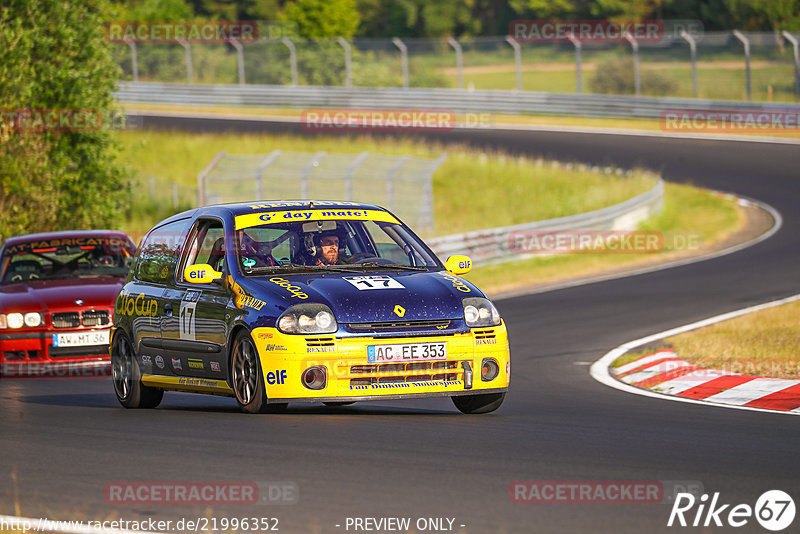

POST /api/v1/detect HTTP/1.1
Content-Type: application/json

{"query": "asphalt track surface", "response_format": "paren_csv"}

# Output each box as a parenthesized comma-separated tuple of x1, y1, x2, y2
(2, 117, 799, 534)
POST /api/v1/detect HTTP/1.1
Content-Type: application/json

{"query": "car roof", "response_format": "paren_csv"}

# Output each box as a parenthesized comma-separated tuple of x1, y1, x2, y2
(2, 229, 133, 246)
(162, 200, 389, 222)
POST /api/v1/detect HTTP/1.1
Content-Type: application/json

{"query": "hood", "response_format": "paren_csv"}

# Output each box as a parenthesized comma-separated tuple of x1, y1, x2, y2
(0, 277, 124, 313)
(247, 270, 482, 324)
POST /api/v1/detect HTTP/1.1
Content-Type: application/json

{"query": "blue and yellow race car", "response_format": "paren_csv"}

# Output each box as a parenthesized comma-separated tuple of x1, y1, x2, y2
(111, 201, 509, 414)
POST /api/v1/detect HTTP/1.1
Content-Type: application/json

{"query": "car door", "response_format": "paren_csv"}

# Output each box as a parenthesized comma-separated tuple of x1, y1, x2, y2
(128, 218, 191, 375)
(160, 218, 231, 380)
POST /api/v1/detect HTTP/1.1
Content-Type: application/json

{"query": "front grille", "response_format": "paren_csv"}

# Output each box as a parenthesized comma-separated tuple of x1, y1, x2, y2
(2, 350, 40, 361)
(51, 310, 111, 329)
(348, 360, 460, 388)
(48, 345, 108, 358)
(52, 312, 80, 329)
(82, 310, 110, 327)
(348, 320, 451, 331)
(474, 329, 496, 339)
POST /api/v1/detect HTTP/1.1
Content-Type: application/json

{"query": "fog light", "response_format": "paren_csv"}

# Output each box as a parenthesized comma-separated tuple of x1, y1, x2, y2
(302, 366, 327, 390)
(481, 358, 499, 381)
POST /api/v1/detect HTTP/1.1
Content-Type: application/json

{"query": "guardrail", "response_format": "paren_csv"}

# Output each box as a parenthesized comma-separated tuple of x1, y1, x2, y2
(427, 180, 664, 265)
(116, 82, 800, 120)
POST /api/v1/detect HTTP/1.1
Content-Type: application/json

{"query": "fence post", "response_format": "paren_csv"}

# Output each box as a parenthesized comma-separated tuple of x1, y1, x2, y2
(177, 37, 193, 83)
(229, 40, 245, 85)
(124, 38, 139, 81)
(504, 36, 522, 91)
(255, 151, 282, 199)
(386, 156, 410, 212)
(679, 30, 698, 98)
(733, 30, 751, 100)
(624, 32, 641, 96)
(336, 37, 353, 87)
(420, 153, 447, 232)
(281, 37, 298, 86)
(197, 150, 226, 206)
(301, 152, 327, 199)
(392, 38, 409, 89)
(447, 37, 464, 89)
(567, 33, 582, 94)
(782, 31, 800, 99)
(344, 152, 369, 201)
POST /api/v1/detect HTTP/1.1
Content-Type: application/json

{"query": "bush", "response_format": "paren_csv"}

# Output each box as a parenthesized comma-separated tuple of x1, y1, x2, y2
(590, 56, 678, 96)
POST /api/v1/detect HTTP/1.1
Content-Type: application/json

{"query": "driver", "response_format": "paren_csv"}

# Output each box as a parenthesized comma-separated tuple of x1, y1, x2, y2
(307, 230, 347, 266)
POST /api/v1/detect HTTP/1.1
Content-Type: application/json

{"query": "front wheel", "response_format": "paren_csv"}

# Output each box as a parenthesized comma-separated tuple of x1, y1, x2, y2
(231, 330, 287, 414)
(452, 392, 505, 414)
(111, 332, 163, 409)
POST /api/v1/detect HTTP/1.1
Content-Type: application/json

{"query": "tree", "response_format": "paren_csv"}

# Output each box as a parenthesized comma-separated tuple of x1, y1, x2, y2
(284, 0, 360, 39)
(0, 0, 128, 241)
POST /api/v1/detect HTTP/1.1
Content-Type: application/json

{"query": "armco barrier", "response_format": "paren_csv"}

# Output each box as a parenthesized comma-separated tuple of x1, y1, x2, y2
(427, 180, 664, 265)
(115, 82, 800, 120)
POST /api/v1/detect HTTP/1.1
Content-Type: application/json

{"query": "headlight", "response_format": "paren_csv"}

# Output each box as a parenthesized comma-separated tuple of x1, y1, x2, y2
(6, 313, 24, 329)
(462, 297, 501, 327)
(277, 304, 338, 334)
(24, 312, 43, 327)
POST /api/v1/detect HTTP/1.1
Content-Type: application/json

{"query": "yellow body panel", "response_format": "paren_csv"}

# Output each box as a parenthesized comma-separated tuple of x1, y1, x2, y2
(250, 322, 510, 401)
(141, 375, 234, 396)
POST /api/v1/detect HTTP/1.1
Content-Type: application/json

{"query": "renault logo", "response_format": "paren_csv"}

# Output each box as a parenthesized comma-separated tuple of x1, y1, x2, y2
(393, 305, 406, 318)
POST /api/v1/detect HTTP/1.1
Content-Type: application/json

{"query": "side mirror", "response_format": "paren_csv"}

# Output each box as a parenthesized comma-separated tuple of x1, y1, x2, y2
(184, 264, 223, 284)
(444, 255, 472, 275)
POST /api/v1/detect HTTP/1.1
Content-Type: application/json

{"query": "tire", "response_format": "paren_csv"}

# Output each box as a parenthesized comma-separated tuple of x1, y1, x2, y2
(323, 401, 355, 407)
(230, 330, 287, 414)
(452, 392, 505, 414)
(111, 332, 163, 409)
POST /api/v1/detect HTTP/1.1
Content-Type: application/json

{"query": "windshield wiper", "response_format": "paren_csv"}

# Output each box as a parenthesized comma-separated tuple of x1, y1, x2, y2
(349, 262, 428, 271)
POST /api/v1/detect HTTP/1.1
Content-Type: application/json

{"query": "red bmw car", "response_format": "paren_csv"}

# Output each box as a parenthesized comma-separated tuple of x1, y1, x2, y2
(0, 230, 137, 377)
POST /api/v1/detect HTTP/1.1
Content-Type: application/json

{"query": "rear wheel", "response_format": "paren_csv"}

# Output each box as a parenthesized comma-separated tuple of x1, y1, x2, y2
(231, 330, 287, 414)
(452, 392, 505, 414)
(111, 332, 163, 409)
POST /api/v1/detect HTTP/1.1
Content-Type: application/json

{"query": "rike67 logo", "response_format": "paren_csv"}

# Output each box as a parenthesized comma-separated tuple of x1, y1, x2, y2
(668, 490, 795, 531)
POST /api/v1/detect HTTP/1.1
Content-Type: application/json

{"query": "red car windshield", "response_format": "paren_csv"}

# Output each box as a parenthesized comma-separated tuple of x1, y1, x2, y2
(0, 237, 135, 284)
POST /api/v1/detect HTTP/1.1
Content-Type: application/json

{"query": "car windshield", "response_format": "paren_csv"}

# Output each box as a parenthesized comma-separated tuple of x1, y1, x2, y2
(234, 215, 441, 274)
(0, 236, 136, 284)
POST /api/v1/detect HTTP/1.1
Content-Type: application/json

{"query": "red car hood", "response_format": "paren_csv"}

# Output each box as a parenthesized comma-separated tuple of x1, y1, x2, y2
(0, 277, 124, 313)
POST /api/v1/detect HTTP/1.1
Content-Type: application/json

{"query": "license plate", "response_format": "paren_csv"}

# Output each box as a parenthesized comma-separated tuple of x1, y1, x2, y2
(52, 330, 110, 347)
(367, 342, 447, 363)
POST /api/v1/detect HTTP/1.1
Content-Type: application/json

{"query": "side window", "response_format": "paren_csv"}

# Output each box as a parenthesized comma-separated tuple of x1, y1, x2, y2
(182, 220, 226, 277)
(135, 219, 191, 283)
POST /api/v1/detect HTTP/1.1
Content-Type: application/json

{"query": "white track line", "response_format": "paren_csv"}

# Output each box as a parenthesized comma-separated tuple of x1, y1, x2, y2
(590, 293, 800, 416)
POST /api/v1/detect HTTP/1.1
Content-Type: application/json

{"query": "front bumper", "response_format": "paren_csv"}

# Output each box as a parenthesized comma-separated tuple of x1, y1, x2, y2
(0, 329, 110, 377)
(251, 321, 510, 403)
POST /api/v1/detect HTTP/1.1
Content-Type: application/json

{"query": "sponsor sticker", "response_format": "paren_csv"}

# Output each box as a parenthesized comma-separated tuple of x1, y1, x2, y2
(344, 275, 405, 290)
(171, 357, 182, 371)
(188, 358, 203, 369)
(155, 355, 165, 369)
(235, 209, 399, 231)
(210, 361, 221, 372)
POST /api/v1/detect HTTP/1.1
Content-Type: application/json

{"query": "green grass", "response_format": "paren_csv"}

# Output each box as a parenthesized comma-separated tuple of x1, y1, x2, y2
(463, 182, 743, 294)
(444, 62, 799, 101)
(612, 300, 800, 379)
(115, 130, 658, 236)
